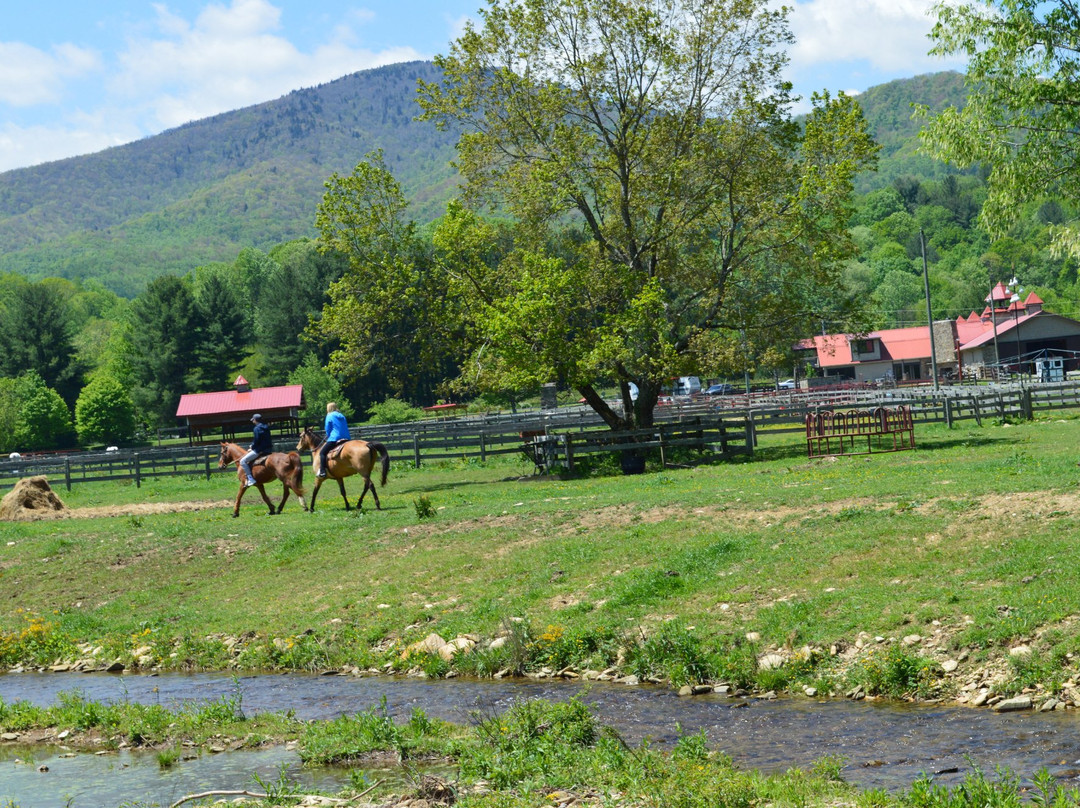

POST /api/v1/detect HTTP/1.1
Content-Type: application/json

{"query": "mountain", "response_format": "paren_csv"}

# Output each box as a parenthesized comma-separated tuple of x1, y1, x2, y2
(0, 66, 968, 296)
(852, 70, 969, 192)
(0, 61, 458, 296)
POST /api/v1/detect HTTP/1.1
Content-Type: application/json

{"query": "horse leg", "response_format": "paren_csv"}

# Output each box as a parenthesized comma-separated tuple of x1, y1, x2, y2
(337, 477, 350, 511)
(255, 483, 276, 515)
(356, 474, 377, 510)
(309, 477, 322, 512)
(277, 483, 290, 514)
(287, 469, 307, 512)
(232, 483, 246, 518)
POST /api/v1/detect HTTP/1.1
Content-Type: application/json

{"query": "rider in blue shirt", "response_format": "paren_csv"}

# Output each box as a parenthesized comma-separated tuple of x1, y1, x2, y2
(240, 413, 272, 486)
(318, 402, 351, 478)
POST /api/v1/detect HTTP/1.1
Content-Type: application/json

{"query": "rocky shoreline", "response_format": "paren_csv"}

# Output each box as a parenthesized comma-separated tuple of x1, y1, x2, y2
(7, 620, 1075, 716)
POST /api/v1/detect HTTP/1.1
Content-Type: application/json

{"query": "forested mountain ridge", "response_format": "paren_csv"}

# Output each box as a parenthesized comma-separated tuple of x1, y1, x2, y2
(852, 71, 968, 192)
(0, 61, 458, 296)
(0, 66, 962, 297)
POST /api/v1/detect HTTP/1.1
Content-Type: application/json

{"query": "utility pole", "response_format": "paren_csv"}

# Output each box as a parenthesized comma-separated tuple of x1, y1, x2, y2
(921, 230, 939, 391)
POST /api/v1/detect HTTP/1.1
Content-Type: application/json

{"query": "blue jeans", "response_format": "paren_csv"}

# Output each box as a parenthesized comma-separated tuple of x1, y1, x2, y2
(239, 449, 258, 482)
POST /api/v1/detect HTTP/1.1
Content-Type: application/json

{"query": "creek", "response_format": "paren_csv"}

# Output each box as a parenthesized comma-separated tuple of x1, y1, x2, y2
(3, 671, 1080, 807)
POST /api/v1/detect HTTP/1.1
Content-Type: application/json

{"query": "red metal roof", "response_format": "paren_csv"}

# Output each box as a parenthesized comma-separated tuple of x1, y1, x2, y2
(810, 326, 934, 368)
(176, 384, 304, 418)
(959, 311, 1038, 351)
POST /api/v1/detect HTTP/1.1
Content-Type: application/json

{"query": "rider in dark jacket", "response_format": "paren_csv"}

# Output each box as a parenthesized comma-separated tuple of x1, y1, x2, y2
(239, 413, 272, 486)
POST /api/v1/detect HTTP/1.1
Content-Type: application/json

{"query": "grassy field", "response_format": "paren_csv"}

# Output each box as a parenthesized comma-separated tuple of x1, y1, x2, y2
(2, 414, 1080, 699)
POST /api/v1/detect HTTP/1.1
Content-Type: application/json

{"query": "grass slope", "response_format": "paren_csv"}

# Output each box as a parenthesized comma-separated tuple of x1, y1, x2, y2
(1, 417, 1078, 699)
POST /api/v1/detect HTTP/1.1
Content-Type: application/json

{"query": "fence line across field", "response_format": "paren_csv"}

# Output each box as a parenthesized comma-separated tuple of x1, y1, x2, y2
(0, 380, 1072, 489)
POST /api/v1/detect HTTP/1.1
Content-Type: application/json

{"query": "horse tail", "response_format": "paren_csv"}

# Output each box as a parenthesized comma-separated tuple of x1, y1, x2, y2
(288, 451, 305, 495)
(368, 441, 390, 486)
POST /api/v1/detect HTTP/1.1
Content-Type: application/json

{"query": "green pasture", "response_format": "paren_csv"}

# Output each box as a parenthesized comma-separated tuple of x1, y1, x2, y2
(2, 415, 1080, 695)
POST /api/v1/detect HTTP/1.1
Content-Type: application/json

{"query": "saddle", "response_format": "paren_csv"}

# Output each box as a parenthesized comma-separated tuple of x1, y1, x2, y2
(251, 452, 271, 467)
(325, 439, 349, 461)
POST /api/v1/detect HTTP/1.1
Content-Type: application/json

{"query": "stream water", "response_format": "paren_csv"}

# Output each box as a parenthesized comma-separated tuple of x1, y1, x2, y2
(3, 671, 1080, 807)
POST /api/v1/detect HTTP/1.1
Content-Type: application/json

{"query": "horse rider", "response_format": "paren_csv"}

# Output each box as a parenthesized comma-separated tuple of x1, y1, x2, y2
(318, 402, 351, 478)
(240, 413, 272, 487)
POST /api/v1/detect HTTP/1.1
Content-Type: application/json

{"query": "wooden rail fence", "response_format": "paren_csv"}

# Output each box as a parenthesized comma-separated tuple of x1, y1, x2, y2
(2, 379, 1078, 489)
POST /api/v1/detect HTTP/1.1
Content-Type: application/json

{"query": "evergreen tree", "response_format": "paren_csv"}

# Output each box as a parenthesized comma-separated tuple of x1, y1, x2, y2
(0, 281, 84, 406)
(129, 275, 203, 426)
(191, 272, 252, 391)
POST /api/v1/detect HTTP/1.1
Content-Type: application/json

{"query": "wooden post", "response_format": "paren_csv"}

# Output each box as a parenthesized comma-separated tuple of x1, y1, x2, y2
(944, 397, 953, 429)
(204, 451, 211, 481)
(412, 433, 421, 468)
(479, 431, 487, 463)
(64, 458, 72, 491)
(1022, 388, 1033, 420)
(134, 453, 141, 488)
(565, 434, 574, 473)
(972, 394, 982, 427)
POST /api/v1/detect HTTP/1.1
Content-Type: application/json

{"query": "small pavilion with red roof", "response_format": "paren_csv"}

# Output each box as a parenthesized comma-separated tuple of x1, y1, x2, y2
(175, 376, 305, 444)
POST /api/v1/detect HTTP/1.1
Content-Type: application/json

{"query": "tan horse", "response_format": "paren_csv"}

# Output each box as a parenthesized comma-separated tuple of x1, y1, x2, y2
(218, 442, 307, 518)
(296, 427, 390, 511)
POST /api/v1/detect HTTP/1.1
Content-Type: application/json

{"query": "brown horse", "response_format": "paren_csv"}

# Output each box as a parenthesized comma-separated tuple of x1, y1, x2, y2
(296, 427, 390, 511)
(217, 442, 307, 518)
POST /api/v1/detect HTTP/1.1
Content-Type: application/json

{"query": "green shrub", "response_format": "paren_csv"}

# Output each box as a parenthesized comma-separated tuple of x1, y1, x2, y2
(847, 644, 939, 698)
(365, 397, 424, 425)
(414, 495, 436, 520)
(460, 697, 597, 789)
(528, 623, 621, 671)
(626, 621, 715, 686)
(713, 641, 759, 689)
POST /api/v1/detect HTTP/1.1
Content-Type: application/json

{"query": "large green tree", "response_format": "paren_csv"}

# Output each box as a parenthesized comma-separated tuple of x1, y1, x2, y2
(256, 240, 347, 384)
(922, 0, 1080, 256)
(75, 376, 138, 446)
(408, 0, 877, 429)
(315, 151, 467, 405)
(0, 371, 74, 452)
(190, 271, 252, 392)
(128, 275, 202, 426)
(0, 281, 84, 406)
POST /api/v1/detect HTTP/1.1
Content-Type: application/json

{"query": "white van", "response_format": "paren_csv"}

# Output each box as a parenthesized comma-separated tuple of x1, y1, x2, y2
(671, 376, 702, 397)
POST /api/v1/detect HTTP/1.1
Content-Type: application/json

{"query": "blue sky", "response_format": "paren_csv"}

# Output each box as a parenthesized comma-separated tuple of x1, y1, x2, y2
(0, 0, 965, 172)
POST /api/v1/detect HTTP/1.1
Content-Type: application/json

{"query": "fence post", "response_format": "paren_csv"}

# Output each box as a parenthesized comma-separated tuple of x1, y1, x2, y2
(1022, 388, 1033, 420)
(564, 434, 574, 473)
(134, 453, 141, 488)
(64, 458, 72, 491)
(972, 394, 982, 427)
(944, 397, 953, 429)
(205, 451, 211, 481)
(412, 433, 421, 469)
(479, 431, 487, 463)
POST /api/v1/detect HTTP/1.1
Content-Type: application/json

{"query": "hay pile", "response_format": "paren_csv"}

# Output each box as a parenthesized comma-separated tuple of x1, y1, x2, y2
(0, 476, 68, 521)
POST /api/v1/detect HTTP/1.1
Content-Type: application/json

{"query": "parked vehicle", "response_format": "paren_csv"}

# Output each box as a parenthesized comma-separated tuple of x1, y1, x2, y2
(672, 376, 702, 396)
(705, 383, 735, 396)
(778, 378, 797, 390)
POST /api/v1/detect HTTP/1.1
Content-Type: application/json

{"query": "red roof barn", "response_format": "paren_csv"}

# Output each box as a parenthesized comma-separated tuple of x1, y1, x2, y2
(176, 376, 305, 443)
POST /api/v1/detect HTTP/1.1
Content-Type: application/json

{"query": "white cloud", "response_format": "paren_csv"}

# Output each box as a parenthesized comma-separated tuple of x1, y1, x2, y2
(0, 122, 131, 172)
(111, 0, 425, 130)
(0, 42, 101, 107)
(789, 0, 954, 73)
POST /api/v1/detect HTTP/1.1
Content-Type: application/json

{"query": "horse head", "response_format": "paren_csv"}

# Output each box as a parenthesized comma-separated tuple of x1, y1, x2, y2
(217, 442, 232, 469)
(296, 427, 317, 452)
